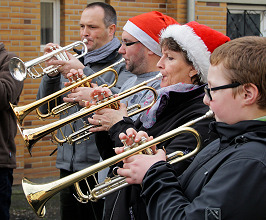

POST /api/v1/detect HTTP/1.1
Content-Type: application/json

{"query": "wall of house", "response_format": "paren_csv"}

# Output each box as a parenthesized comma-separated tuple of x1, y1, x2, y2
(0, 0, 229, 184)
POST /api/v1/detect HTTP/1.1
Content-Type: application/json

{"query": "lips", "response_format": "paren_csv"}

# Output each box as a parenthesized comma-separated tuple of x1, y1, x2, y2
(83, 38, 92, 44)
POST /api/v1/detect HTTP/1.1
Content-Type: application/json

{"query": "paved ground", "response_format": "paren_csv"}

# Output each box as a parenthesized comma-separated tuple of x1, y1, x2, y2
(10, 177, 60, 220)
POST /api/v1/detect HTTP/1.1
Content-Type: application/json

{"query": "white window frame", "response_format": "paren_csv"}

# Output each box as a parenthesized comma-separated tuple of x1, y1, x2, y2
(227, 4, 266, 37)
(40, 0, 60, 51)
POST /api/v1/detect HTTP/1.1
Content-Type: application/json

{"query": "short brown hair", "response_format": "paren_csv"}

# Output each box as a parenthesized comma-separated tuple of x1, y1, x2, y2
(86, 2, 117, 27)
(210, 36, 266, 109)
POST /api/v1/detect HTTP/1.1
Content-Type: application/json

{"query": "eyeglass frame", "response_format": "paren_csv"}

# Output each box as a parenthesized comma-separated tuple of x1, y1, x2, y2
(204, 82, 241, 101)
(121, 40, 140, 47)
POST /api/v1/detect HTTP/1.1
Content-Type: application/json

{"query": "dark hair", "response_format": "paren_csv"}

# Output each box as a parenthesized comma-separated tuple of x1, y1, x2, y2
(210, 36, 266, 109)
(86, 2, 117, 27)
(160, 37, 202, 85)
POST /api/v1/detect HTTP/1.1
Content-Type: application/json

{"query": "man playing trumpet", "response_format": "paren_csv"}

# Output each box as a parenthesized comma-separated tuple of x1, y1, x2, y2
(37, 2, 131, 220)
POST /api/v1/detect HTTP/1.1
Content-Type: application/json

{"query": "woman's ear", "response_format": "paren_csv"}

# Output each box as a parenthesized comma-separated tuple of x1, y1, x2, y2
(242, 83, 259, 106)
(189, 68, 197, 78)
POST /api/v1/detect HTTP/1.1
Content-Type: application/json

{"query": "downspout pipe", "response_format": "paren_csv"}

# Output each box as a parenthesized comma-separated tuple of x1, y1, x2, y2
(187, 0, 195, 22)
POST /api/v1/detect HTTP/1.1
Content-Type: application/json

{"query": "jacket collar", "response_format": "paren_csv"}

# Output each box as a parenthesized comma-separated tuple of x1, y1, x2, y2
(210, 120, 266, 149)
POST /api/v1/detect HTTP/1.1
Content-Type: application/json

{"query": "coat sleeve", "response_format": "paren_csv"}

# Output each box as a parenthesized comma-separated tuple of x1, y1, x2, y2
(0, 49, 24, 110)
(36, 74, 62, 114)
(141, 157, 266, 220)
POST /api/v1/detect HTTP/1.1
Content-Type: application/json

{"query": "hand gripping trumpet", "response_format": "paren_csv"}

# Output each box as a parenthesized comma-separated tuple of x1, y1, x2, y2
(9, 39, 88, 81)
(53, 103, 144, 146)
(10, 58, 122, 125)
(18, 73, 162, 153)
(22, 110, 214, 218)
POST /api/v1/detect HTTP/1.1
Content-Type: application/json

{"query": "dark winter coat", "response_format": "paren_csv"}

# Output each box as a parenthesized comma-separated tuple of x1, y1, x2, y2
(95, 85, 218, 220)
(141, 120, 266, 220)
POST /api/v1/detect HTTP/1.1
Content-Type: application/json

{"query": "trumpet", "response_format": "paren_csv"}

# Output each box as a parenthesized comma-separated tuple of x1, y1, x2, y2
(9, 39, 88, 81)
(52, 103, 142, 145)
(10, 58, 122, 125)
(19, 85, 158, 153)
(22, 110, 214, 217)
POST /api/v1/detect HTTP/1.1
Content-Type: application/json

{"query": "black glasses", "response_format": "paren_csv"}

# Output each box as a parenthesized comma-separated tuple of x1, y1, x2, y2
(121, 41, 140, 47)
(204, 82, 241, 101)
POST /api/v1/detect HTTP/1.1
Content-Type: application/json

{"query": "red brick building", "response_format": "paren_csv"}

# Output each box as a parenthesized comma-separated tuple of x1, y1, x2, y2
(0, 0, 265, 184)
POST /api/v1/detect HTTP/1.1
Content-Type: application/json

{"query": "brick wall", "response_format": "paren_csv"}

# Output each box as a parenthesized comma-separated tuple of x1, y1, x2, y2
(0, 0, 228, 185)
(195, 1, 227, 34)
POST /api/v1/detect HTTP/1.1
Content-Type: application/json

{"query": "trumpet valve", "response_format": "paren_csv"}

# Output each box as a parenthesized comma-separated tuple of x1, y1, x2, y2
(94, 95, 100, 103)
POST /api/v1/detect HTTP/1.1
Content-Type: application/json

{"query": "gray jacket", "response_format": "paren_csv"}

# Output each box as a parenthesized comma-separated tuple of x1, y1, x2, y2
(37, 48, 132, 171)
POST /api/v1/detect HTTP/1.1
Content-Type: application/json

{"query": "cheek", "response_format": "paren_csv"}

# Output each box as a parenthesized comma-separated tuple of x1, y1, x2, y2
(210, 100, 234, 123)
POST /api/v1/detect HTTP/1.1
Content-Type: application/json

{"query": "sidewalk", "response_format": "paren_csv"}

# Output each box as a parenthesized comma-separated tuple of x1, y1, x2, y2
(10, 177, 60, 220)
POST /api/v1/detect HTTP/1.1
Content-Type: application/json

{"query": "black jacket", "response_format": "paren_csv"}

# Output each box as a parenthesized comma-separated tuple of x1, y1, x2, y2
(95, 86, 218, 220)
(141, 120, 266, 220)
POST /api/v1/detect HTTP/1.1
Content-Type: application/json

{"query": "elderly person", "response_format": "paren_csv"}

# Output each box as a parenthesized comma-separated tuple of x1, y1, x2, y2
(90, 22, 230, 220)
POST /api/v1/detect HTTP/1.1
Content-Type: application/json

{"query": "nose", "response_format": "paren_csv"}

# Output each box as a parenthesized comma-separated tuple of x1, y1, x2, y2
(81, 26, 90, 37)
(118, 44, 126, 55)
(203, 94, 210, 106)
(156, 57, 164, 69)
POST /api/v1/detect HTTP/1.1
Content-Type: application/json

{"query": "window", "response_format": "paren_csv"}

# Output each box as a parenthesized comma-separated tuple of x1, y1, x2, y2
(40, 0, 60, 51)
(227, 5, 266, 39)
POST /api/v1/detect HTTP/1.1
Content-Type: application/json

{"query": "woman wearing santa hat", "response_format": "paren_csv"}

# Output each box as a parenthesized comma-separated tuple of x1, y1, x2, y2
(94, 20, 230, 220)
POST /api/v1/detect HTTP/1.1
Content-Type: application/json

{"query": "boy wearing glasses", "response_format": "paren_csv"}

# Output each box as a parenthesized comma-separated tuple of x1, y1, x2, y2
(117, 36, 266, 219)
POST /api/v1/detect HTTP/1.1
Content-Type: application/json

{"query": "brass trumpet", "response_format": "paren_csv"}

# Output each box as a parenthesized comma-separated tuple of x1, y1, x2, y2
(9, 39, 88, 81)
(10, 58, 122, 125)
(53, 103, 142, 145)
(19, 85, 158, 153)
(22, 110, 214, 217)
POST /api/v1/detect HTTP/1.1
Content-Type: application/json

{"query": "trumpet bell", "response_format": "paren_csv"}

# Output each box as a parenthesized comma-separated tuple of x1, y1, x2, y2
(9, 57, 27, 81)
(22, 178, 46, 217)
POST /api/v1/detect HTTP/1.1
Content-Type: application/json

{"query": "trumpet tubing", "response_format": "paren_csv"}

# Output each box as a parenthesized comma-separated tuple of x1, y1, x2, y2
(10, 58, 122, 125)
(22, 110, 214, 217)
(57, 104, 142, 145)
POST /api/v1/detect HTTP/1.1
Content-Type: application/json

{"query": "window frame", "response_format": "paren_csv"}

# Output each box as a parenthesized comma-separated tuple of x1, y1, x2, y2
(227, 4, 266, 37)
(40, 0, 60, 51)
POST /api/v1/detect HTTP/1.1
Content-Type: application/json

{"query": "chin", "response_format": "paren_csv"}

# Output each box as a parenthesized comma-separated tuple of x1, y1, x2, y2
(160, 81, 167, 88)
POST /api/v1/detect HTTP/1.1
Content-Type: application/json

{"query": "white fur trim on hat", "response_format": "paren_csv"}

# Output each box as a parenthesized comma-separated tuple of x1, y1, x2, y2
(123, 20, 162, 57)
(160, 24, 210, 83)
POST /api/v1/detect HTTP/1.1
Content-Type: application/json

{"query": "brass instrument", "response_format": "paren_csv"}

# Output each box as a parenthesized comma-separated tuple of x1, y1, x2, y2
(9, 39, 88, 81)
(54, 103, 142, 145)
(22, 110, 214, 217)
(18, 73, 162, 153)
(10, 58, 122, 125)
(19, 85, 158, 153)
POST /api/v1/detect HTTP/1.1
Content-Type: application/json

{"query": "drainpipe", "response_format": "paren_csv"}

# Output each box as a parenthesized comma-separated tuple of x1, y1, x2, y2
(187, 0, 195, 22)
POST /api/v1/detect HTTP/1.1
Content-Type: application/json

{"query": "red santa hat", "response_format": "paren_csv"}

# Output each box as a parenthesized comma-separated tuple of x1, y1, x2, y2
(160, 21, 230, 83)
(123, 11, 179, 56)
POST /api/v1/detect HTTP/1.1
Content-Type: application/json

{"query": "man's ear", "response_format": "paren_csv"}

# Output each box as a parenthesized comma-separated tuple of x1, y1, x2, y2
(147, 50, 155, 55)
(108, 24, 116, 36)
(242, 83, 259, 106)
